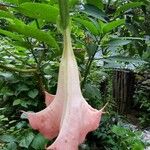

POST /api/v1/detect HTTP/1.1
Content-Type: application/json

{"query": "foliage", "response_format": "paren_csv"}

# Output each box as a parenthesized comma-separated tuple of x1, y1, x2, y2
(0, 71, 49, 149)
(0, 0, 149, 149)
(112, 125, 144, 150)
(81, 114, 146, 150)
(134, 63, 150, 127)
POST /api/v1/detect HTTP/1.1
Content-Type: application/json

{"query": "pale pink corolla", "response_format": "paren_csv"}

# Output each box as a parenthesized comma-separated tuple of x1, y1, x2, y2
(26, 28, 105, 150)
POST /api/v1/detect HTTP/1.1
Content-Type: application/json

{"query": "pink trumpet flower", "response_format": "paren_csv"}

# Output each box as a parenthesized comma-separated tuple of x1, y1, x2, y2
(26, 27, 106, 150)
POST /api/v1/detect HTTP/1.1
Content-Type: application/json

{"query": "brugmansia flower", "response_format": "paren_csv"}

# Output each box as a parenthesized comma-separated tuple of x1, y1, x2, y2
(25, 27, 106, 150)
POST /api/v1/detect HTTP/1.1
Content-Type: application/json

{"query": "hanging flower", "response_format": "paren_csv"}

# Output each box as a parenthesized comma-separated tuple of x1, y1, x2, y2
(25, 28, 106, 150)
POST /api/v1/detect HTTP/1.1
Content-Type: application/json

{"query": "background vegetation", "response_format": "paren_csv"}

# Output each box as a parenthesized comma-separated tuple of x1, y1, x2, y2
(0, 0, 149, 149)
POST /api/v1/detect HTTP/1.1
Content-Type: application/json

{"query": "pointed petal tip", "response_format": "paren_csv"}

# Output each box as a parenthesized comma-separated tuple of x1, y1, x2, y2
(100, 102, 109, 113)
(20, 110, 26, 113)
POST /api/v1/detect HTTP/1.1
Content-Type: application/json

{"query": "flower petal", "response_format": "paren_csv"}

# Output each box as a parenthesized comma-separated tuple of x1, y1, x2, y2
(45, 91, 55, 106)
(27, 97, 63, 139)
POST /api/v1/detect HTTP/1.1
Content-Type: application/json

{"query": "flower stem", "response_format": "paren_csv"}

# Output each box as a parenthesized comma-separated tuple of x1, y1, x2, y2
(58, 0, 69, 30)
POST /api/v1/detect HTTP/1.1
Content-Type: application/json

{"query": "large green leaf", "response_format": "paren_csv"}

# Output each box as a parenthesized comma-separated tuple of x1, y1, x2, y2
(103, 19, 125, 34)
(69, 0, 79, 8)
(132, 142, 144, 150)
(9, 20, 59, 48)
(86, 0, 104, 10)
(0, 10, 14, 19)
(19, 132, 35, 148)
(115, 2, 144, 16)
(17, 2, 59, 23)
(18, 0, 31, 4)
(7, 142, 17, 150)
(83, 4, 107, 22)
(0, 135, 17, 143)
(108, 39, 132, 47)
(0, 29, 24, 41)
(74, 18, 99, 35)
(31, 133, 48, 150)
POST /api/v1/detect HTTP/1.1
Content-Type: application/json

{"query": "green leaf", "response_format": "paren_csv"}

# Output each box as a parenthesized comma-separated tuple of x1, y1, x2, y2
(112, 125, 127, 137)
(83, 4, 107, 22)
(1, 0, 31, 5)
(98, 20, 105, 33)
(111, 36, 146, 41)
(0, 10, 14, 19)
(1, 0, 18, 5)
(85, 84, 101, 99)
(17, 2, 59, 23)
(18, 0, 31, 4)
(7, 142, 17, 150)
(19, 132, 34, 148)
(20, 112, 28, 119)
(115, 2, 144, 16)
(16, 121, 27, 129)
(132, 142, 144, 150)
(28, 89, 38, 99)
(9, 20, 59, 48)
(0, 87, 14, 96)
(0, 108, 5, 111)
(0, 115, 8, 121)
(103, 19, 125, 34)
(108, 39, 132, 47)
(86, 43, 98, 57)
(31, 133, 48, 150)
(74, 18, 99, 35)
(13, 99, 31, 108)
(86, 0, 104, 10)
(0, 135, 16, 143)
(69, 0, 79, 8)
(102, 56, 146, 63)
(12, 40, 31, 49)
(16, 84, 29, 92)
(13, 99, 21, 106)
(0, 72, 13, 79)
(0, 29, 24, 41)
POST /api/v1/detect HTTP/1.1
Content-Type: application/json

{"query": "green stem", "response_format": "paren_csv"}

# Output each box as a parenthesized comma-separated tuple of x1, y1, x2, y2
(34, 19, 48, 90)
(0, 64, 37, 73)
(81, 51, 97, 89)
(34, 72, 45, 99)
(58, 0, 69, 30)
(35, 19, 40, 29)
(26, 37, 48, 91)
(81, 37, 100, 89)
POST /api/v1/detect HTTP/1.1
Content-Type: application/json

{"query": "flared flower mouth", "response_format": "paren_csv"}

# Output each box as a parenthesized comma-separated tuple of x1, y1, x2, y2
(25, 27, 106, 150)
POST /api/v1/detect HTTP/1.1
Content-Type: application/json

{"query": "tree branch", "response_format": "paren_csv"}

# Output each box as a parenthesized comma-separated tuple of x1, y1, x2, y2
(0, 64, 37, 73)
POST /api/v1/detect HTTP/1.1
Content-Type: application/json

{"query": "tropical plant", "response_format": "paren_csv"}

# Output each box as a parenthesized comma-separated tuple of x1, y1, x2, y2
(0, 0, 149, 149)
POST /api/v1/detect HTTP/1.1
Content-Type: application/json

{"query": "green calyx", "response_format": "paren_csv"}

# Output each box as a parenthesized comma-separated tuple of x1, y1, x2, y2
(58, 0, 69, 30)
